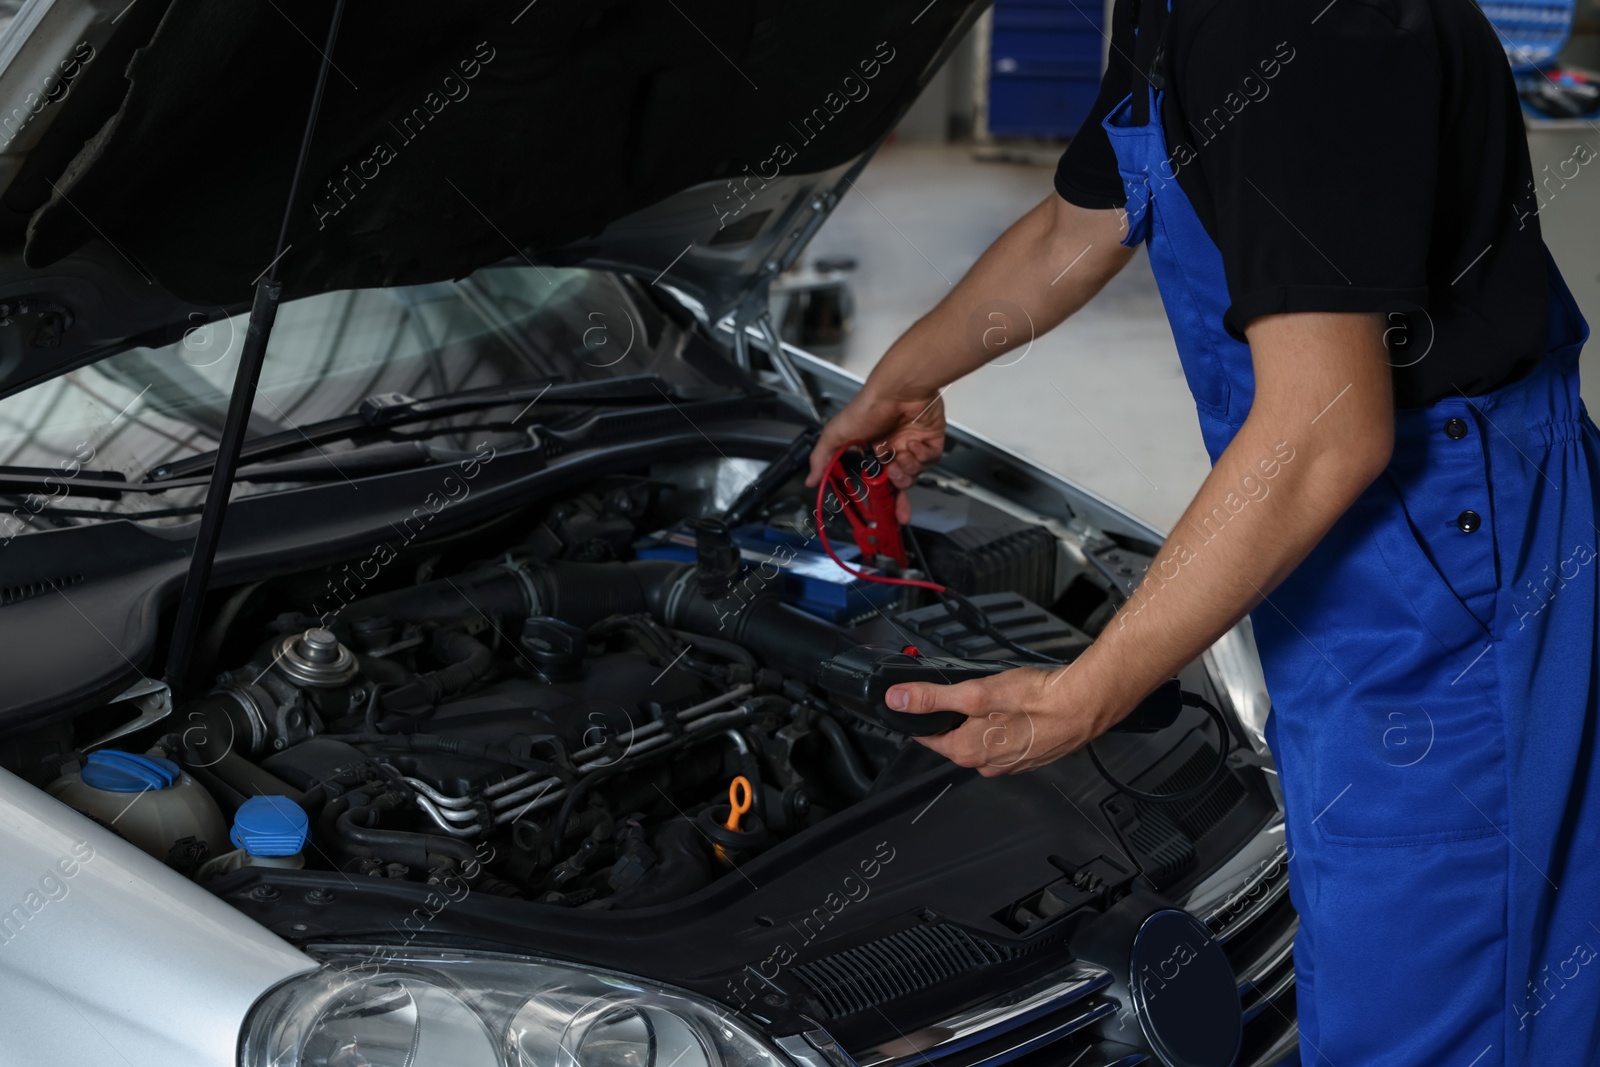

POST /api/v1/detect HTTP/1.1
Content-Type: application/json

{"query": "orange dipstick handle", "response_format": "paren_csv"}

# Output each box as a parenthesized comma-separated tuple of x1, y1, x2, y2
(724, 775, 753, 833)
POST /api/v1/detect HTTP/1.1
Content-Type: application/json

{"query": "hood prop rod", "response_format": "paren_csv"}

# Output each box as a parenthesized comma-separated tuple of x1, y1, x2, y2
(163, 0, 349, 694)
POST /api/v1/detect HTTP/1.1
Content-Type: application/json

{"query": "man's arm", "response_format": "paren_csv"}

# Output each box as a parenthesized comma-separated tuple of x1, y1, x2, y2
(888, 311, 1395, 774)
(805, 195, 1135, 517)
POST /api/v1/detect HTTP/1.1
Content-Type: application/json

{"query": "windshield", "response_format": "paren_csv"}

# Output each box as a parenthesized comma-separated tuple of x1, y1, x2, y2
(0, 266, 696, 535)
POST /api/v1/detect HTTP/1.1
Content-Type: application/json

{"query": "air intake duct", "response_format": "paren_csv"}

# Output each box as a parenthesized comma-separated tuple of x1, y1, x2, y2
(342, 558, 850, 683)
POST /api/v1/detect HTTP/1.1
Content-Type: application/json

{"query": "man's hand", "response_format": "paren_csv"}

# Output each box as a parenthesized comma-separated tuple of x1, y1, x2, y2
(801, 196, 1132, 524)
(885, 665, 1115, 777)
(804, 386, 946, 524)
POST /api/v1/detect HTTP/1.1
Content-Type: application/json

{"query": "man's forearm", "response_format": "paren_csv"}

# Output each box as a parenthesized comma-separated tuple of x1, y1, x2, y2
(861, 196, 1135, 400)
(1060, 312, 1396, 731)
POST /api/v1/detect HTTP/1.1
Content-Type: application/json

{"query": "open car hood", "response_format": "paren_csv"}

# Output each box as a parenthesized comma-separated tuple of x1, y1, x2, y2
(0, 0, 984, 399)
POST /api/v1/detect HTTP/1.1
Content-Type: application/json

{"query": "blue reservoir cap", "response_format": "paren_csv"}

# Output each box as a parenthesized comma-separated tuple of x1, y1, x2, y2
(81, 750, 180, 793)
(231, 796, 310, 857)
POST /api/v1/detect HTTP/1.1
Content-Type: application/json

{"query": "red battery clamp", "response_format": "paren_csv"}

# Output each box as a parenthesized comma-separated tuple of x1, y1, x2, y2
(814, 440, 943, 595)
(820, 443, 908, 568)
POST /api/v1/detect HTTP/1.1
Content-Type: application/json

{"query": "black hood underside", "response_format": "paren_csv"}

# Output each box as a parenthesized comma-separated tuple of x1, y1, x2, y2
(22, 0, 977, 306)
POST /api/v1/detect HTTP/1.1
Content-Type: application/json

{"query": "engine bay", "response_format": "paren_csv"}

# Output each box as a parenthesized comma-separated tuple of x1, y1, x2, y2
(33, 450, 1152, 911)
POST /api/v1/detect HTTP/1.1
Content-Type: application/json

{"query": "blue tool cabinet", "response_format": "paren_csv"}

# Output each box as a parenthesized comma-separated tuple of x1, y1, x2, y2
(986, 0, 1108, 139)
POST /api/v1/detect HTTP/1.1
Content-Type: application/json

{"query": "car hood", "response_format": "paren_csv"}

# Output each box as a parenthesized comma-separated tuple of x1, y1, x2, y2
(0, 0, 984, 400)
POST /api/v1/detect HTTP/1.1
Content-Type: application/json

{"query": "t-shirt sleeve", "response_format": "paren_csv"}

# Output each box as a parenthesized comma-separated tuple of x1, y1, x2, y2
(1176, 0, 1437, 339)
(1054, 0, 1140, 209)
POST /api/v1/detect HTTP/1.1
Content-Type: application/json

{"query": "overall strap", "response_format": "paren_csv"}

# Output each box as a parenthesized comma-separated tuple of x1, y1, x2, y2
(1129, 0, 1172, 126)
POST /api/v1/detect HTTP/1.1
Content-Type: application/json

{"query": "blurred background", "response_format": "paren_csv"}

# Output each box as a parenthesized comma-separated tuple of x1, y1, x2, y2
(781, 0, 1600, 532)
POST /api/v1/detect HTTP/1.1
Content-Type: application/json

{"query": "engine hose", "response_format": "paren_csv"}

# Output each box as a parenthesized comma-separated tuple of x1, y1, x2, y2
(382, 631, 493, 712)
(587, 615, 677, 661)
(297, 767, 370, 823)
(669, 627, 757, 669)
(541, 559, 675, 622)
(357, 654, 413, 687)
(334, 791, 484, 873)
(319, 784, 402, 853)
(588, 615, 740, 685)
(173, 705, 306, 811)
(549, 770, 601, 858)
(646, 568, 849, 680)
(588, 615, 709, 680)
(813, 713, 875, 800)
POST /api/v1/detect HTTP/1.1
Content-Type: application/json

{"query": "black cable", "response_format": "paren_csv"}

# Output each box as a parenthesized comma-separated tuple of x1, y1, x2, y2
(935, 588, 1061, 664)
(901, 525, 1230, 802)
(362, 684, 382, 734)
(900, 522, 939, 585)
(1086, 691, 1231, 804)
(901, 525, 1059, 664)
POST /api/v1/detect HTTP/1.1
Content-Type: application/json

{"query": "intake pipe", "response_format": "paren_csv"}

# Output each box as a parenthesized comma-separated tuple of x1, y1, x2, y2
(528, 559, 850, 682)
(340, 558, 850, 682)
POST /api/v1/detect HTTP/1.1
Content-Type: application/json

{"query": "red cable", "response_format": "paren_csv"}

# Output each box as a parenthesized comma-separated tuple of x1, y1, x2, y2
(814, 442, 947, 593)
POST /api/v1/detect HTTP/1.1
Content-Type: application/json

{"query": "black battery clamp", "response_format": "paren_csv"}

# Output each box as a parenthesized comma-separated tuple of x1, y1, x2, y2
(815, 644, 1231, 804)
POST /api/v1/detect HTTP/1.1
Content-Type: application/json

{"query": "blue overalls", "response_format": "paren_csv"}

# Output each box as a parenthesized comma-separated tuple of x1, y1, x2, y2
(1101, 18, 1600, 1066)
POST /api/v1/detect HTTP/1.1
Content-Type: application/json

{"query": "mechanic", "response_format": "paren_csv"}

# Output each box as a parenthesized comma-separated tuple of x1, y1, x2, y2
(805, 0, 1600, 1063)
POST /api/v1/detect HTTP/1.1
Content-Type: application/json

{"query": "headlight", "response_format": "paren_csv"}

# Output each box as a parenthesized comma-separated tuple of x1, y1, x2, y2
(1201, 616, 1273, 756)
(239, 947, 786, 1067)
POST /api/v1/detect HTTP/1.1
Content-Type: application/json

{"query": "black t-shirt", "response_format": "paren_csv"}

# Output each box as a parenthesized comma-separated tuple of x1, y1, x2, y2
(1055, 0, 1549, 408)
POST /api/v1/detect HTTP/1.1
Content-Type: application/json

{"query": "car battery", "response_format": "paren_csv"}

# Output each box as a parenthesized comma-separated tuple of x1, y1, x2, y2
(634, 523, 902, 624)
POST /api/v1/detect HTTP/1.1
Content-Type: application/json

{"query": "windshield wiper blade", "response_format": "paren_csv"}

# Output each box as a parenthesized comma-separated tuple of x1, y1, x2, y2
(0, 466, 126, 499)
(231, 440, 443, 483)
(357, 373, 723, 424)
(0, 442, 444, 514)
(0, 466, 207, 498)
(146, 374, 719, 483)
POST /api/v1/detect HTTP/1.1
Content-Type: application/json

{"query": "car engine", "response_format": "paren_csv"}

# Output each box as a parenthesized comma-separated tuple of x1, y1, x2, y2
(49, 459, 1126, 911)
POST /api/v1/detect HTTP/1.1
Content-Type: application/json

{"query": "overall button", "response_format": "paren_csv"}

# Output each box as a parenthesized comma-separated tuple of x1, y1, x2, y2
(1444, 418, 1469, 440)
(1457, 510, 1482, 533)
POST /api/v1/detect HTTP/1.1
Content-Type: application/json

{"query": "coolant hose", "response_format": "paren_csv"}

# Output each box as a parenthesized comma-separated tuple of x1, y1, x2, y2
(814, 712, 875, 800)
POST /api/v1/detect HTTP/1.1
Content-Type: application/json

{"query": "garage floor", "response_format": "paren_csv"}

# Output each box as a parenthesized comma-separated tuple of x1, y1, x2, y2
(804, 142, 1210, 533)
